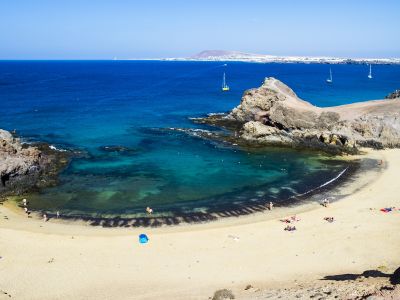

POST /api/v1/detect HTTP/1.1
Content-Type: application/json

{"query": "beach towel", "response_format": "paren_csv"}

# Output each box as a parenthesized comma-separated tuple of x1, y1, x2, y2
(380, 208, 393, 213)
(139, 234, 149, 244)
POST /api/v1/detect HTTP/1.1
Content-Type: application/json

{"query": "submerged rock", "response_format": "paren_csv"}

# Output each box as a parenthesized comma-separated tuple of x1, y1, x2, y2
(98, 145, 138, 155)
(0, 129, 69, 197)
(197, 77, 400, 153)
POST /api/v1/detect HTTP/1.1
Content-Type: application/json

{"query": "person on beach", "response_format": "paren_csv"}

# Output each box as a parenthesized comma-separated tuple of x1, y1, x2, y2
(43, 214, 48, 222)
(146, 207, 153, 215)
(291, 215, 300, 222)
(322, 198, 330, 207)
(284, 225, 296, 231)
(24, 207, 28, 214)
(56, 211, 60, 218)
(268, 202, 274, 210)
(22, 198, 27, 206)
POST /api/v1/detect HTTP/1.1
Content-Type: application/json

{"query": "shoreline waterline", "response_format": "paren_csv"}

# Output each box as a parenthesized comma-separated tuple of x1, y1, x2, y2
(1, 149, 380, 231)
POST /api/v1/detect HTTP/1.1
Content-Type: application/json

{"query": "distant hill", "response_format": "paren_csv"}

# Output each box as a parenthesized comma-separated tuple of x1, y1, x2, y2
(190, 50, 261, 59)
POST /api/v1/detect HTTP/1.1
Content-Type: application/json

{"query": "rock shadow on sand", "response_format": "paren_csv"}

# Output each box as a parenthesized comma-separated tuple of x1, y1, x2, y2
(322, 267, 400, 285)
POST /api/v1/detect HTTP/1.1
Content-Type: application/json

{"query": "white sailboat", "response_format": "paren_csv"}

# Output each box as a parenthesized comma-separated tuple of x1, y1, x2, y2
(368, 64, 373, 79)
(326, 68, 333, 83)
(222, 72, 230, 91)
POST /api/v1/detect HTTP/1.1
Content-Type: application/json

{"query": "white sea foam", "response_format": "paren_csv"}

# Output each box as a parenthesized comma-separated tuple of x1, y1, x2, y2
(207, 113, 226, 117)
(295, 167, 348, 197)
(49, 145, 67, 152)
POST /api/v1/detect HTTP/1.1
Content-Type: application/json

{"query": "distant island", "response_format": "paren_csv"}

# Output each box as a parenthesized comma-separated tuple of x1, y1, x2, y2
(161, 50, 400, 65)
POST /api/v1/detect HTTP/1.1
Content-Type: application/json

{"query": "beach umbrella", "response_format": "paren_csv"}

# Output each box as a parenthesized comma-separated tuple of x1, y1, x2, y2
(139, 234, 149, 244)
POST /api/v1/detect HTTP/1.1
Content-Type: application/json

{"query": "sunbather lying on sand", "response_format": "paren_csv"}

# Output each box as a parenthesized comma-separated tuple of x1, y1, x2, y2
(284, 225, 296, 231)
(280, 215, 301, 223)
(291, 215, 301, 222)
(380, 207, 397, 213)
(324, 217, 335, 223)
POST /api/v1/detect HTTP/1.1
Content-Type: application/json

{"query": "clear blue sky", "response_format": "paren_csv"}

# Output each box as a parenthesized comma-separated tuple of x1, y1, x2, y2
(1, 0, 399, 59)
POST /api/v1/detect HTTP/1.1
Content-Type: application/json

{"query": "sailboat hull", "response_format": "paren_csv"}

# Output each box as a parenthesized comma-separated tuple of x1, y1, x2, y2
(222, 71, 229, 91)
(326, 68, 333, 83)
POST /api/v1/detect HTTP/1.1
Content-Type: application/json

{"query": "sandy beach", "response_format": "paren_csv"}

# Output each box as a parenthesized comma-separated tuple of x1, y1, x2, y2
(1, 149, 399, 300)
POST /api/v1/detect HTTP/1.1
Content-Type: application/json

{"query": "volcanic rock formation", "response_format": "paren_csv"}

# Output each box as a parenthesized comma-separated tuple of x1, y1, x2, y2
(0, 129, 68, 196)
(196, 77, 400, 153)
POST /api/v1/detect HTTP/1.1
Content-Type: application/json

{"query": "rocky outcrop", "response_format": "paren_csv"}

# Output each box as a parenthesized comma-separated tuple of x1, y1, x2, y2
(0, 129, 68, 196)
(196, 77, 400, 153)
(0, 130, 41, 184)
(386, 89, 400, 99)
(236, 276, 400, 299)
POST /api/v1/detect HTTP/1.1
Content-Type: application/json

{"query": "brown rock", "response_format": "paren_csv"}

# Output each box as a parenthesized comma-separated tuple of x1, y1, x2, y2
(200, 77, 400, 153)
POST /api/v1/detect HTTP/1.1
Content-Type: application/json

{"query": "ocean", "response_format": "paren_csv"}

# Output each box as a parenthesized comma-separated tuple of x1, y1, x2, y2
(1, 61, 399, 218)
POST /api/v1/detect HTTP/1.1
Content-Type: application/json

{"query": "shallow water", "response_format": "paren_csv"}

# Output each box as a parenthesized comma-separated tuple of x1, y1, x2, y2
(0, 61, 399, 217)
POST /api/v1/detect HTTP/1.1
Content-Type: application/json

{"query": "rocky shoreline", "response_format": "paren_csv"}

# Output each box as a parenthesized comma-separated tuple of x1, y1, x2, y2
(194, 78, 400, 154)
(218, 269, 400, 300)
(0, 129, 69, 200)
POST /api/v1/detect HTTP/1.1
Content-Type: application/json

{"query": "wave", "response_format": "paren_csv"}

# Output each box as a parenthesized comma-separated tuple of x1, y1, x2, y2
(168, 127, 213, 136)
(206, 112, 227, 117)
(295, 167, 348, 198)
(49, 145, 68, 152)
(189, 112, 227, 120)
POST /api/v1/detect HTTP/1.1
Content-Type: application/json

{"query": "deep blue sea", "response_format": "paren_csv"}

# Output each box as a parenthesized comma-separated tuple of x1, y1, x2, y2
(1, 61, 399, 218)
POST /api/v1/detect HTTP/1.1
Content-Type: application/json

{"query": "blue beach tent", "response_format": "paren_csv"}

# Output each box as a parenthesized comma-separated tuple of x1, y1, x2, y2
(139, 234, 149, 244)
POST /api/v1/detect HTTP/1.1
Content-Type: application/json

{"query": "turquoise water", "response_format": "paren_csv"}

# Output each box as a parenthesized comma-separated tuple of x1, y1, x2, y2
(0, 61, 399, 218)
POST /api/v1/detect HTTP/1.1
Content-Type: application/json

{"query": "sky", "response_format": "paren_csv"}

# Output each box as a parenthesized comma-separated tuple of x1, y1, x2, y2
(0, 0, 399, 59)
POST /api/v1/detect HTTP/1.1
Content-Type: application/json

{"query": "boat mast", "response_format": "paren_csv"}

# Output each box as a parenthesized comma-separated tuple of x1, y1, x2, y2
(223, 72, 226, 88)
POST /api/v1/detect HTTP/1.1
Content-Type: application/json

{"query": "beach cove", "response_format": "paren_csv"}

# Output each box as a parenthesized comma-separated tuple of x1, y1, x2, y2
(4, 61, 395, 220)
(2, 1, 400, 298)
(1, 148, 399, 299)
